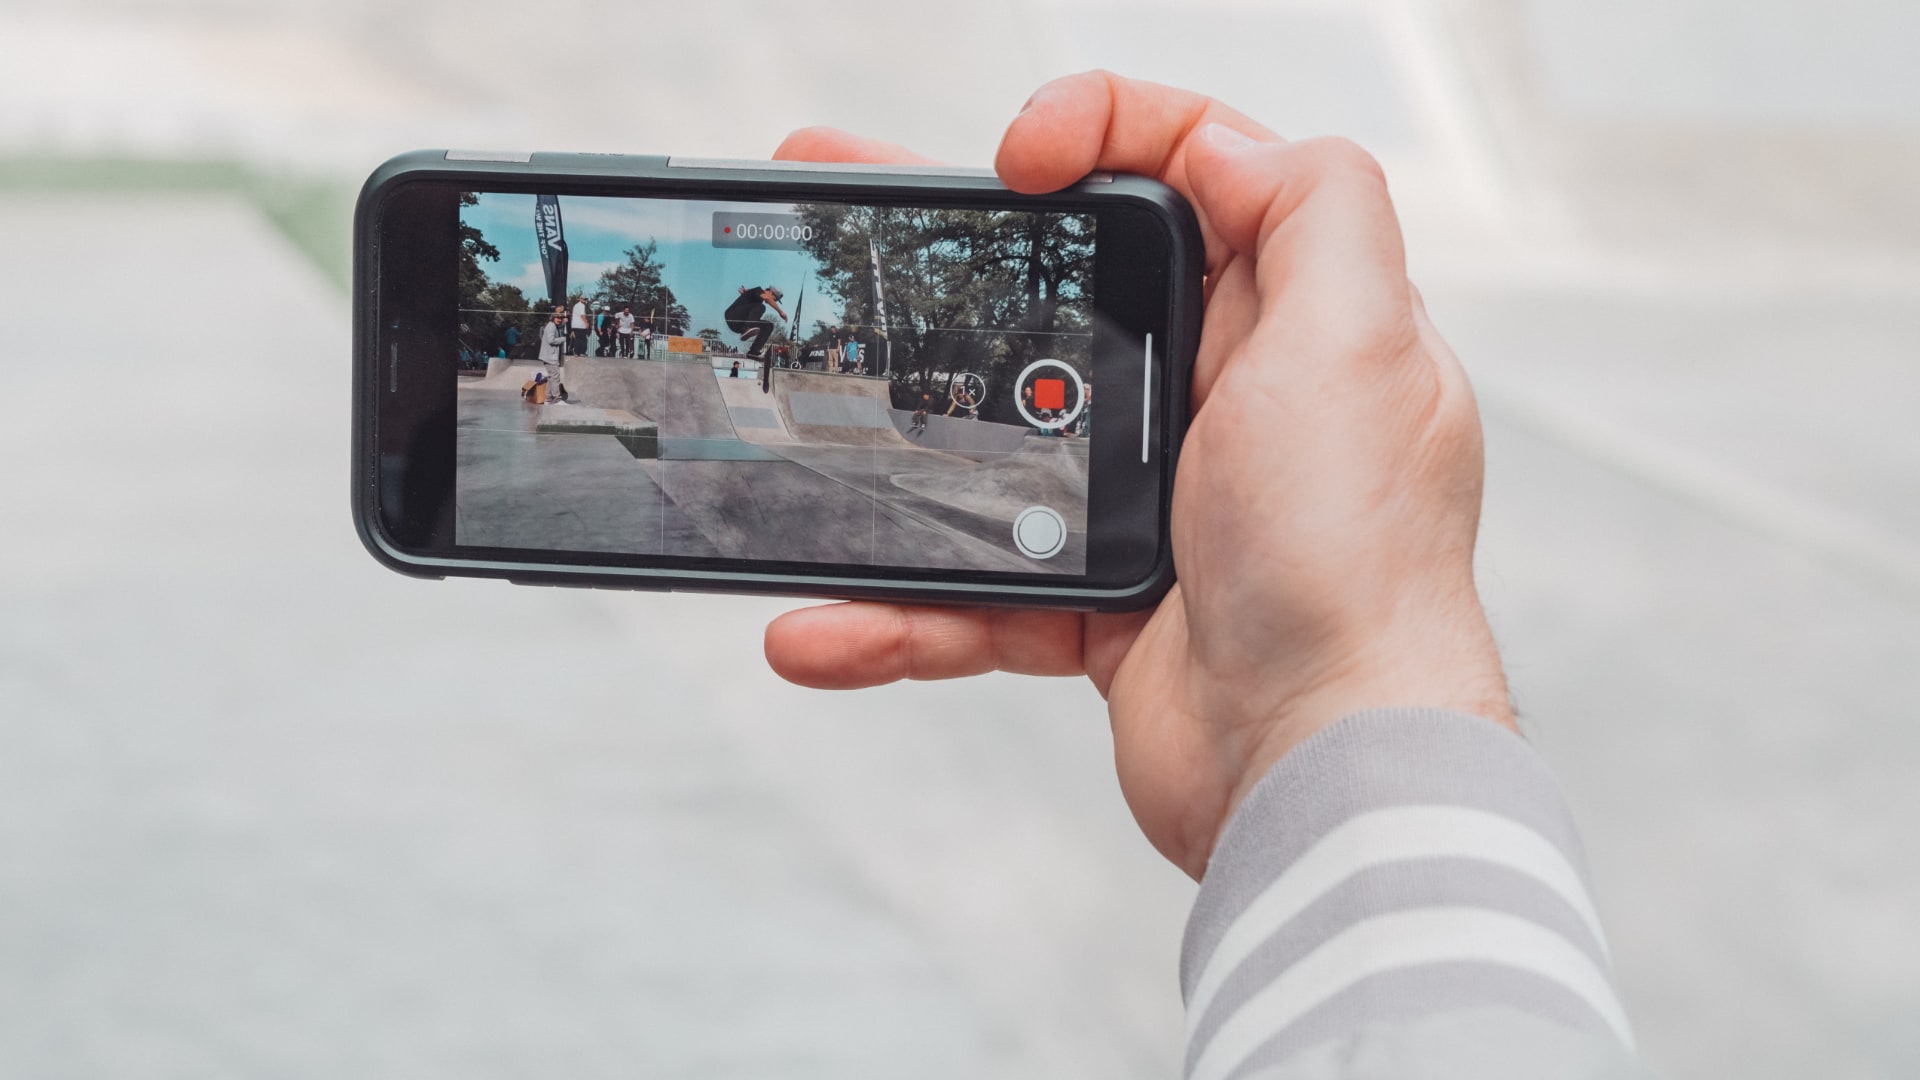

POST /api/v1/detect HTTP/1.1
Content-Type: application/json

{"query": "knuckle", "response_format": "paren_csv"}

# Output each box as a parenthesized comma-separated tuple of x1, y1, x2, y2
(1429, 381, 1482, 452)
(1298, 136, 1388, 188)
(891, 607, 922, 680)
(1314, 296, 1421, 369)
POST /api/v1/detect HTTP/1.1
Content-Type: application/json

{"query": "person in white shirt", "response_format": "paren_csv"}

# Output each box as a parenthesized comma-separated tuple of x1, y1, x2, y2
(568, 298, 589, 356)
(616, 306, 637, 357)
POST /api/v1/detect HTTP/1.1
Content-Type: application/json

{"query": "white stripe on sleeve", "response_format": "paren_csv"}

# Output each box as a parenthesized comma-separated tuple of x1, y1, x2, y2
(1188, 907, 1635, 1080)
(1186, 806, 1612, 1039)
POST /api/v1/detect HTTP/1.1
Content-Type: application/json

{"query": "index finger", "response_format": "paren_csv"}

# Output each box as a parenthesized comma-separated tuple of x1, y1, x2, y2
(994, 71, 1279, 255)
(773, 126, 938, 166)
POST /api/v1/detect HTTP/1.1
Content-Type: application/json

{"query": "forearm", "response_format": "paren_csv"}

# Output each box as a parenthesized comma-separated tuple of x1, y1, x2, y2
(1181, 709, 1650, 1080)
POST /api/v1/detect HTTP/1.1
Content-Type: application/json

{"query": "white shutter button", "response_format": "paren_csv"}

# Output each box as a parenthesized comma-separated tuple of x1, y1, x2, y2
(1012, 506, 1067, 560)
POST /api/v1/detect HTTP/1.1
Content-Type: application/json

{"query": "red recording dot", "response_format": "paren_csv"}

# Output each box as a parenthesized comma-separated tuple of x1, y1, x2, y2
(724, 226, 732, 233)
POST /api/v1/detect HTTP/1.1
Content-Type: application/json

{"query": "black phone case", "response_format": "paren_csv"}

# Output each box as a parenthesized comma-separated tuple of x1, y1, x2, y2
(352, 150, 1201, 611)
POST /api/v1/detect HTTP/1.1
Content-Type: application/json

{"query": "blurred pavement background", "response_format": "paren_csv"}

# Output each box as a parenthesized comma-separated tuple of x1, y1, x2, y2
(2, 1, 1917, 1077)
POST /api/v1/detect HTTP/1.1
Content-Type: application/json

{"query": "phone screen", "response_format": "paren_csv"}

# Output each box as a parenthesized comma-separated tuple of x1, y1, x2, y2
(369, 174, 1180, 597)
(458, 192, 1105, 574)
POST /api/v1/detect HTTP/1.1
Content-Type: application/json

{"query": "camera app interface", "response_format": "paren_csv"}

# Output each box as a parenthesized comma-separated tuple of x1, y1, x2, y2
(454, 192, 1095, 573)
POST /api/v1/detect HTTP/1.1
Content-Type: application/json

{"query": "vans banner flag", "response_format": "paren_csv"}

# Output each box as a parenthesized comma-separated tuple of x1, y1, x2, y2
(867, 238, 889, 340)
(791, 278, 806, 352)
(534, 194, 569, 304)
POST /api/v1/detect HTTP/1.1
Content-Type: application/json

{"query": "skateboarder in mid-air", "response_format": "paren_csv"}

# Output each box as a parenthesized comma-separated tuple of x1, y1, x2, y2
(724, 285, 787, 358)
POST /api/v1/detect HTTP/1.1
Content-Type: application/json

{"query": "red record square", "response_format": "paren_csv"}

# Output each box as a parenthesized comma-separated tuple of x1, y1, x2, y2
(1033, 378, 1066, 411)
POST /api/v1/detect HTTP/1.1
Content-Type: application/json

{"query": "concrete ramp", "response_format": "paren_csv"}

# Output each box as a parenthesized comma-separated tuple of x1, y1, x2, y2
(769, 369, 915, 447)
(888, 410, 1035, 455)
(886, 439, 1091, 530)
(562, 356, 737, 440)
(468, 358, 553, 391)
(715, 373, 795, 445)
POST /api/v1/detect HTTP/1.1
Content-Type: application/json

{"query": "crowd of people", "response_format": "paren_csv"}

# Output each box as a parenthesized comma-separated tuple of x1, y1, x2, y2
(823, 325, 868, 374)
(513, 299, 654, 405)
(553, 297, 656, 359)
(464, 298, 668, 368)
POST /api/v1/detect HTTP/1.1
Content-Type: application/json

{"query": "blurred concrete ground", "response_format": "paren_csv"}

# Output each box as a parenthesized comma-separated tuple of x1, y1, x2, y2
(1, 1, 1917, 1078)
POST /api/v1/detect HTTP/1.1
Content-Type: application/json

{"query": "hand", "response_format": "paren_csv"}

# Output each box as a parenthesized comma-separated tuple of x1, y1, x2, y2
(763, 72, 1512, 880)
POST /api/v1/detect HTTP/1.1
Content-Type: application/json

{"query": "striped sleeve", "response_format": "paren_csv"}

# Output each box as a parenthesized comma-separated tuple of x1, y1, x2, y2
(1180, 709, 1650, 1080)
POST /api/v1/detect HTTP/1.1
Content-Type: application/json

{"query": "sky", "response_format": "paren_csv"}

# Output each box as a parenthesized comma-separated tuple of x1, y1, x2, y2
(463, 192, 844, 338)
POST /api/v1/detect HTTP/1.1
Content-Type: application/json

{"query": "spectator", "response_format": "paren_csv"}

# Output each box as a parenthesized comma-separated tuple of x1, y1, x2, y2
(617, 306, 636, 357)
(568, 296, 589, 356)
(538, 311, 564, 364)
(590, 305, 609, 356)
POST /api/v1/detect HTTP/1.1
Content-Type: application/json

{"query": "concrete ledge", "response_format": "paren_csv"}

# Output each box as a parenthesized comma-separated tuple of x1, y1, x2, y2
(534, 408, 660, 459)
(888, 409, 1033, 454)
(1022, 434, 1090, 457)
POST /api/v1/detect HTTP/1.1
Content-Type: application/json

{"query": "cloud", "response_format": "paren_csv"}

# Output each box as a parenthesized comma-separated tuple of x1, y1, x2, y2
(569, 261, 622, 290)
(506, 260, 546, 296)
(561, 198, 737, 246)
(504, 259, 622, 299)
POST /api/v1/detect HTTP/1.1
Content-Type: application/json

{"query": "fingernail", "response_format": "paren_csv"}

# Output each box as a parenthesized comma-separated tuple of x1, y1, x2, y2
(1199, 123, 1255, 151)
(1017, 84, 1061, 117)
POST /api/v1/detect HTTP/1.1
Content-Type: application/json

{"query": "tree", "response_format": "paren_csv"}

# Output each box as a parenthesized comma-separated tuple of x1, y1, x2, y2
(471, 282, 535, 356)
(457, 191, 500, 310)
(697, 328, 726, 353)
(594, 239, 691, 336)
(454, 192, 538, 357)
(792, 205, 1093, 421)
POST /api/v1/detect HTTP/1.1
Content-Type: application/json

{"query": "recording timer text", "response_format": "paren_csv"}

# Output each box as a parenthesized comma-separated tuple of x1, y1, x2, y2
(711, 212, 813, 250)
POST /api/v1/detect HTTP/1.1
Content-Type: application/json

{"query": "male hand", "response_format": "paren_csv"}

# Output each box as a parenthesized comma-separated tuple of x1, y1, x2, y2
(763, 72, 1512, 880)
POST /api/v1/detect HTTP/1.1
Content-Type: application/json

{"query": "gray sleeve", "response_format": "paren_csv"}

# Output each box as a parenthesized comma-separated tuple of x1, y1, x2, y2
(1180, 709, 1654, 1080)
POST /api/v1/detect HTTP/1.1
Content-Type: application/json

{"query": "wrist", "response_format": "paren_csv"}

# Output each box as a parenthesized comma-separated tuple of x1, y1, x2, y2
(1213, 608, 1513, 861)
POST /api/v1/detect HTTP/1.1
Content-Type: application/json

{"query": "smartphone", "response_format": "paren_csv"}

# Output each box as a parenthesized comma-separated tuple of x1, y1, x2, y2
(353, 151, 1200, 610)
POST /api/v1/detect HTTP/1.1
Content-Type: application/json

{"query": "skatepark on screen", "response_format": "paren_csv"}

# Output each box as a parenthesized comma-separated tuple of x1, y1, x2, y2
(454, 333, 1092, 574)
